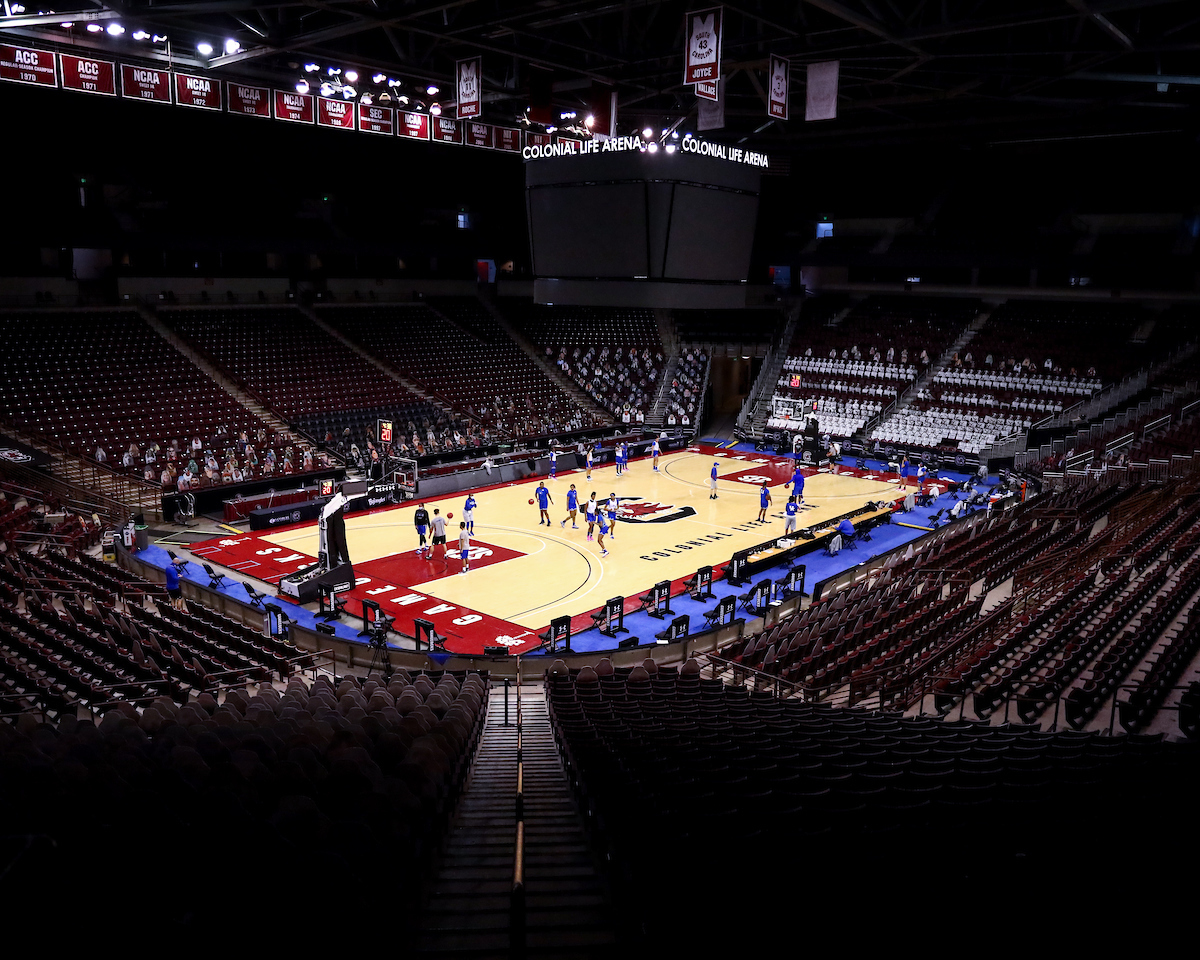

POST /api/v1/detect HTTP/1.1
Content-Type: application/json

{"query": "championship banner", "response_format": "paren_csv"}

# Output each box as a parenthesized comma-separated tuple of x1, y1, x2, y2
(175, 72, 221, 110)
(228, 82, 271, 117)
(316, 96, 356, 130)
(464, 120, 493, 149)
(274, 89, 314, 123)
(805, 60, 840, 121)
(695, 78, 718, 102)
(494, 127, 521, 152)
(59, 53, 115, 96)
(683, 6, 722, 86)
(768, 54, 789, 120)
(431, 116, 462, 144)
(398, 110, 430, 140)
(359, 102, 394, 135)
(525, 131, 552, 150)
(121, 64, 171, 103)
(456, 56, 482, 119)
(0, 43, 57, 87)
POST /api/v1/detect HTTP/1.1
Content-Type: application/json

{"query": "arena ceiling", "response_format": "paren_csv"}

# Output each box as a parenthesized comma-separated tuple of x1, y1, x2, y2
(3, 0, 1200, 154)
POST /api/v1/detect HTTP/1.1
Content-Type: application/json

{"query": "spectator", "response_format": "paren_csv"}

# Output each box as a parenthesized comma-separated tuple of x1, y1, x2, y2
(95, 445, 106, 463)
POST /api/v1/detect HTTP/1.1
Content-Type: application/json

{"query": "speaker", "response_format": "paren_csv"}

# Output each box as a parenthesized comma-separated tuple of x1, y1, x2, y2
(484, 644, 509, 655)
(618, 636, 640, 649)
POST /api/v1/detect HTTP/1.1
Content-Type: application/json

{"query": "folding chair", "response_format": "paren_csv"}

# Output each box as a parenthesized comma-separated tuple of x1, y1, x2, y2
(243, 581, 269, 609)
(167, 550, 190, 575)
(203, 563, 229, 589)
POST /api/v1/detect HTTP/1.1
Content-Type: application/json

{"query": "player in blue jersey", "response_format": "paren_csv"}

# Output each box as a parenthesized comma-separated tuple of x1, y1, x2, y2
(585, 492, 598, 540)
(709, 462, 719, 499)
(560, 484, 579, 529)
(463, 493, 477, 537)
(784, 495, 799, 535)
(585, 446, 594, 481)
(791, 467, 805, 504)
(606, 493, 618, 538)
(458, 522, 471, 575)
(535, 481, 553, 525)
(621, 442, 630, 473)
(615, 444, 624, 476)
(597, 512, 610, 557)
(757, 482, 773, 522)
(549, 447, 557, 479)
(652, 438, 661, 471)
(413, 502, 431, 556)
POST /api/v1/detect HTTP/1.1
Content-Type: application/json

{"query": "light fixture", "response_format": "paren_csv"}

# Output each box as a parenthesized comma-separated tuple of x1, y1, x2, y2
(196, 41, 214, 55)
(584, 115, 595, 129)
(387, 79, 402, 88)
(641, 126, 653, 139)
(151, 34, 167, 42)
(671, 130, 679, 140)
(379, 91, 391, 102)
(106, 23, 124, 35)
(344, 69, 358, 83)
(665, 143, 676, 153)
(398, 95, 409, 105)
(360, 93, 372, 106)
(295, 80, 309, 94)
(320, 82, 335, 97)
(85, 22, 101, 32)
(131, 29, 149, 40)
(60, 21, 72, 27)
(647, 142, 659, 153)
(372, 73, 386, 84)
(546, 125, 557, 134)
(224, 38, 240, 54)
(430, 103, 441, 116)
(426, 84, 438, 95)
(327, 66, 341, 76)
(11, 3, 27, 11)
(304, 63, 320, 73)
(341, 85, 356, 99)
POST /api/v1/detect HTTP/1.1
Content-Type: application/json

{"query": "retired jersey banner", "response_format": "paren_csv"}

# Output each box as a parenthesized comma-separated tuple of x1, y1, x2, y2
(695, 78, 718, 102)
(60, 53, 115, 96)
(274, 89, 314, 123)
(456, 56, 482, 119)
(398, 110, 430, 140)
(494, 127, 521, 152)
(464, 120, 493, 148)
(228, 82, 271, 117)
(316, 96, 356, 129)
(697, 78, 725, 130)
(431, 116, 462, 144)
(805, 60, 839, 121)
(1, 43, 57, 87)
(359, 102, 393, 135)
(683, 6, 722, 86)
(121, 64, 171, 103)
(175, 72, 222, 110)
(768, 54, 789, 120)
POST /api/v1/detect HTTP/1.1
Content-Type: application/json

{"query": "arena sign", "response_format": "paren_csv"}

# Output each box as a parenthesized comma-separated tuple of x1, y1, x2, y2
(522, 133, 769, 169)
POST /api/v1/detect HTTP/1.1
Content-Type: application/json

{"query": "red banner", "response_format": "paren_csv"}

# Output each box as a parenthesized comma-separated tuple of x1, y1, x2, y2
(228, 82, 271, 117)
(464, 121, 493, 148)
(274, 89, 314, 123)
(175, 72, 221, 110)
(359, 102, 393, 135)
(526, 131, 552, 150)
(1, 43, 58, 87)
(59, 53, 115, 96)
(494, 127, 521, 152)
(695, 79, 718, 102)
(456, 56, 482, 119)
(768, 54, 789, 120)
(397, 110, 429, 140)
(431, 116, 462, 144)
(683, 6, 722, 85)
(316, 96, 356, 129)
(121, 64, 171, 103)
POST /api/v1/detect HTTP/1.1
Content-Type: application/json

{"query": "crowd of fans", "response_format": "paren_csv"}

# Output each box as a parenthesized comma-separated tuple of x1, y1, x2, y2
(664, 349, 708, 427)
(550, 344, 664, 423)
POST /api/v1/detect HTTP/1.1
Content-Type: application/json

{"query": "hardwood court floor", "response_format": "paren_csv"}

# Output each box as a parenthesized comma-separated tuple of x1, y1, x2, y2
(258, 446, 904, 630)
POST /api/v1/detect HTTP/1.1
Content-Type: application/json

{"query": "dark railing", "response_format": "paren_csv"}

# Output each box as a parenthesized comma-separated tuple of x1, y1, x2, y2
(510, 656, 527, 957)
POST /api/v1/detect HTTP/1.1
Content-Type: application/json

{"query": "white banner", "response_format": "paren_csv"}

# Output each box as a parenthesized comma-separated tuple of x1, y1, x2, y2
(697, 78, 725, 130)
(456, 56, 481, 119)
(684, 6, 722, 86)
(805, 60, 839, 121)
(768, 55, 789, 120)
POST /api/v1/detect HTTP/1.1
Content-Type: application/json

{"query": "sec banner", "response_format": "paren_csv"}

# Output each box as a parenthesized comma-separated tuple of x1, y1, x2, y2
(456, 56, 482, 119)
(683, 6, 722, 86)
(768, 54, 789, 120)
(398, 110, 430, 139)
(274, 89, 314, 123)
(317, 96, 356, 129)
(60, 53, 115, 96)
(228, 82, 271, 117)
(121, 64, 171, 103)
(1, 43, 58, 87)
(359, 103, 394, 135)
(175, 72, 221, 110)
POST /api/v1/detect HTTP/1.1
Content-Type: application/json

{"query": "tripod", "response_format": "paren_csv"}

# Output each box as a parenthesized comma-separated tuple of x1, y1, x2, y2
(365, 613, 396, 680)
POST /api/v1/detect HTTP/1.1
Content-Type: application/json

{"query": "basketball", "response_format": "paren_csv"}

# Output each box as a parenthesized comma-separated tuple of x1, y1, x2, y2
(447, 512, 453, 519)
(529, 498, 535, 504)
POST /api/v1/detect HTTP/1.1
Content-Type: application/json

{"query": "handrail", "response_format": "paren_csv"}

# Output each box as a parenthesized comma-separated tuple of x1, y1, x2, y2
(705, 653, 806, 701)
(510, 655, 526, 956)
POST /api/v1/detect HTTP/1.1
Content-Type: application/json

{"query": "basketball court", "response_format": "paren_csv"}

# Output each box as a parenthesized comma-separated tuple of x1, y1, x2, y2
(192, 445, 912, 655)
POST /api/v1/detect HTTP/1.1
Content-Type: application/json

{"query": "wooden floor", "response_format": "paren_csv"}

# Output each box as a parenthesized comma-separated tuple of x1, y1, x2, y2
(258, 446, 905, 630)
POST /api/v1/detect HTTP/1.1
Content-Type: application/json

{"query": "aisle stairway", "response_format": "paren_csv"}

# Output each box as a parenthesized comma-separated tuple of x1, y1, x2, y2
(416, 681, 616, 958)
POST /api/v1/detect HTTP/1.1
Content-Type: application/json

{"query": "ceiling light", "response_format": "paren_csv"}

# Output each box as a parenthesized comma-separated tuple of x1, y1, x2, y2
(196, 41, 214, 56)
(398, 95, 409, 104)
(11, 3, 27, 11)
(320, 82, 335, 97)
(304, 63, 319, 73)
(379, 91, 392, 102)
(546, 125, 557, 133)
(642, 126, 653, 139)
(647, 142, 658, 153)
(344, 70, 358, 84)
(60, 21, 72, 27)
(671, 130, 679, 140)
(584, 115, 595, 129)
(131, 29, 149, 40)
(106, 23, 124, 35)
(151, 34, 167, 42)
(341, 85, 356, 99)
(665, 143, 676, 153)
(372, 73, 386, 84)
(224, 38, 240, 55)
(426, 84, 439, 95)
(327, 66, 341, 76)
(295, 80, 309, 94)
(430, 103, 441, 116)
(85, 23, 101, 32)
(360, 93, 372, 106)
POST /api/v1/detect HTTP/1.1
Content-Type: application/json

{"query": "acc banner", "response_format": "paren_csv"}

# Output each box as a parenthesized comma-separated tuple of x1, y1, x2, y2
(0, 43, 57, 87)
(768, 54, 789, 120)
(683, 6, 722, 86)
(456, 56, 482, 119)
(228, 82, 271, 117)
(121, 65, 171, 103)
(60, 53, 115, 96)
(398, 110, 430, 139)
(175, 72, 221, 110)
(805, 60, 840, 121)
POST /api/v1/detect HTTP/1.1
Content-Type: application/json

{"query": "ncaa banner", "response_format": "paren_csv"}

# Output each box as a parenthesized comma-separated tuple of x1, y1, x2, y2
(274, 89, 314, 123)
(683, 6, 722, 86)
(456, 56, 482, 119)
(228, 82, 271, 117)
(805, 60, 840, 121)
(316, 96, 356, 130)
(768, 54, 789, 120)
(175, 72, 222, 110)
(398, 110, 430, 140)
(121, 64, 171, 103)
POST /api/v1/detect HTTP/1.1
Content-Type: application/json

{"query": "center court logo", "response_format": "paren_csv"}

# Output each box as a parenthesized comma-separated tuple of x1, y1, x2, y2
(616, 498, 697, 524)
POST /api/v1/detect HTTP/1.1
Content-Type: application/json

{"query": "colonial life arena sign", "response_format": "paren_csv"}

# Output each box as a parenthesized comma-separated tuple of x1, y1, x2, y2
(522, 133, 769, 169)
